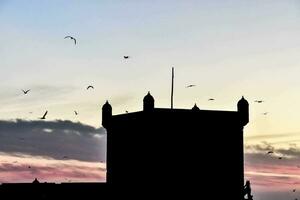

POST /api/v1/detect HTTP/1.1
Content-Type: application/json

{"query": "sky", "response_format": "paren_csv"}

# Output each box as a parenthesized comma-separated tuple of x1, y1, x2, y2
(1, 0, 300, 199)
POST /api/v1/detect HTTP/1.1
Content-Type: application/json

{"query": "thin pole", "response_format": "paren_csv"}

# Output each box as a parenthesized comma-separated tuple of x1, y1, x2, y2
(171, 67, 174, 109)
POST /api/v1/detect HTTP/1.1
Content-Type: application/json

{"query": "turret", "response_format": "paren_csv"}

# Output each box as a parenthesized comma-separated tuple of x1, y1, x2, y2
(192, 103, 200, 111)
(237, 96, 249, 126)
(143, 92, 154, 111)
(102, 100, 112, 128)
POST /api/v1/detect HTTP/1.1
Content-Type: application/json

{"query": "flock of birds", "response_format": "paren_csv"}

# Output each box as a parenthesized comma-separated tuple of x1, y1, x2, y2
(185, 84, 268, 112)
(18, 36, 131, 119)
(7, 35, 277, 184)
(21, 83, 95, 120)
(266, 150, 283, 160)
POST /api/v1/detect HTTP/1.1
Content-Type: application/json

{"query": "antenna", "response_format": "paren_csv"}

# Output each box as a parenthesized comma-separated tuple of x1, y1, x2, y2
(171, 67, 174, 109)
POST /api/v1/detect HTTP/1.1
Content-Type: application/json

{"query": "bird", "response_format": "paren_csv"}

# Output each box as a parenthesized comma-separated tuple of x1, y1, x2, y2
(126, 111, 129, 113)
(74, 111, 78, 115)
(22, 89, 30, 94)
(254, 100, 264, 103)
(40, 111, 48, 120)
(87, 85, 94, 90)
(208, 98, 215, 101)
(28, 166, 31, 169)
(64, 36, 76, 45)
(262, 112, 268, 115)
(278, 157, 283, 160)
(293, 189, 296, 192)
(186, 84, 196, 88)
(267, 151, 273, 154)
(123, 56, 130, 59)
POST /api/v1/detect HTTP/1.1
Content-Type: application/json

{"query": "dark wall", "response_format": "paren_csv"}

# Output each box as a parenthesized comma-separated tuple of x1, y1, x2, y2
(106, 109, 245, 199)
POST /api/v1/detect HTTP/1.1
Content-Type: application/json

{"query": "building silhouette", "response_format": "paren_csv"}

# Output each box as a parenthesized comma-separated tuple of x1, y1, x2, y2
(103, 92, 249, 199)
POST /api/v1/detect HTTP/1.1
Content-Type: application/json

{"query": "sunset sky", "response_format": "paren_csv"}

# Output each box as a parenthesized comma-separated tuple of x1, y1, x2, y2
(1, 0, 300, 199)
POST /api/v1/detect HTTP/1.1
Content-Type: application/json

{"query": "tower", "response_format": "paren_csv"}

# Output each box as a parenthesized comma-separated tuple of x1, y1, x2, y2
(143, 92, 154, 111)
(102, 100, 112, 128)
(237, 96, 249, 126)
(191, 103, 200, 111)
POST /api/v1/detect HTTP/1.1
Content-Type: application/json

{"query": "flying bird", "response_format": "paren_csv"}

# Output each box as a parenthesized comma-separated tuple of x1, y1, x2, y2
(208, 98, 215, 101)
(186, 84, 196, 88)
(22, 89, 30, 94)
(254, 100, 264, 103)
(123, 56, 130, 59)
(74, 111, 78, 115)
(40, 111, 48, 120)
(87, 85, 94, 90)
(28, 166, 31, 169)
(278, 157, 283, 160)
(262, 112, 268, 115)
(266, 151, 273, 154)
(293, 189, 296, 192)
(64, 36, 76, 45)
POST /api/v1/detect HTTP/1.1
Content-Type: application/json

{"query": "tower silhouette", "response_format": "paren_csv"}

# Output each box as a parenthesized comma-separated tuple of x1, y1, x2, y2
(143, 91, 155, 111)
(103, 93, 249, 199)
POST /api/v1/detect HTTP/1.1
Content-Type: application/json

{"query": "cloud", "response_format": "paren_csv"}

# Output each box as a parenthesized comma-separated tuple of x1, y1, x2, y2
(245, 141, 300, 198)
(0, 154, 106, 183)
(245, 142, 300, 165)
(0, 119, 106, 162)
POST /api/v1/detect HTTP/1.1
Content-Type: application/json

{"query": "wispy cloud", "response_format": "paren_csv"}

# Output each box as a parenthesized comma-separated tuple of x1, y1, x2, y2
(0, 154, 106, 183)
(245, 142, 300, 197)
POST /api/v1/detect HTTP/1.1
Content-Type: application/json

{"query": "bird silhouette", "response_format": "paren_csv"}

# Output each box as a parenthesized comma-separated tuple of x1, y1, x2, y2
(87, 85, 94, 90)
(186, 84, 196, 88)
(278, 157, 283, 160)
(254, 100, 264, 103)
(74, 111, 78, 115)
(208, 98, 215, 101)
(64, 36, 76, 45)
(267, 151, 273, 154)
(40, 111, 48, 120)
(293, 189, 296, 192)
(28, 166, 31, 169)
(123, 56, 130, 59)
(262, 112, 268, 115)
(22, 89, 30, 94)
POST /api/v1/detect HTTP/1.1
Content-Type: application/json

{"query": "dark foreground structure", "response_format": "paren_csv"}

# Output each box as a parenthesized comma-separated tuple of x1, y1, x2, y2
(0, 92, 249, 199)
(103, 92, 249, 199)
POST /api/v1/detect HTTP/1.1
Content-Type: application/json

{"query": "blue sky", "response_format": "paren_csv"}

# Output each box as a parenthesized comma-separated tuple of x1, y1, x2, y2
(2, 1, 300, 198)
